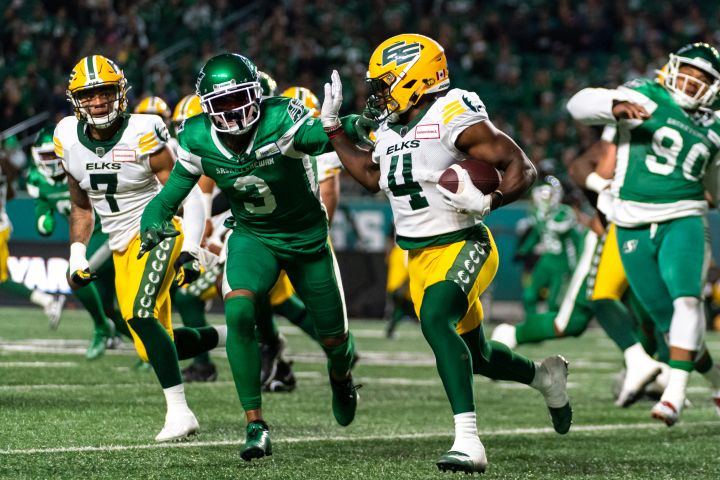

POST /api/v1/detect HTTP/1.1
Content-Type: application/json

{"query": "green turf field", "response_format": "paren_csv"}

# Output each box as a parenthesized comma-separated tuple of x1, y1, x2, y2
(1, 307, 719, 479)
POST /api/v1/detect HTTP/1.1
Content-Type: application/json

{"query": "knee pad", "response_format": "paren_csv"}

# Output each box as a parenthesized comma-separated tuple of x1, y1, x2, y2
(224, 296, 256, 337)
(668, 296, 705, 351)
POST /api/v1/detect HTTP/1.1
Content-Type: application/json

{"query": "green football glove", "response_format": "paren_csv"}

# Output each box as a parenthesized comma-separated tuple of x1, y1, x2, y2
(354, 109, 379, 149)
(137, 223, 180, 259)
(37, 213, 55, 237)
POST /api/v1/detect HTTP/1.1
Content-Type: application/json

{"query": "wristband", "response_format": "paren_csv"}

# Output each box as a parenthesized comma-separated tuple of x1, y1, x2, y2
(585, 172, 611, 193)
(490, 190, 504, 210)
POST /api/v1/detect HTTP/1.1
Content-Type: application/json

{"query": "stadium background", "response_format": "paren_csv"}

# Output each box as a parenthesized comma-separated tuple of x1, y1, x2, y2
(3, 0, 720, 318)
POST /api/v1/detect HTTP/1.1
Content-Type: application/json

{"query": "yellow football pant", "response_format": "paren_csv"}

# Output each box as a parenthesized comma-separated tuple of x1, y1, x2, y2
(0, 226, 10, 282)
(590, 223, 628, 301)
(386, 243, 411, 297)
(408, 226, 499, 335)
(113, 219, 184, 362)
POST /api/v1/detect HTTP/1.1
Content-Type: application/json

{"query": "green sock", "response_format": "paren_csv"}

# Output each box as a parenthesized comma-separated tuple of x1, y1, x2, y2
(174, 326, 219, 361)
(256, 296, 279, 345)
(323, 332, 356, 379)
(592, 299, 638, 351)
(669, 359, 694, 372)
(0, 279, 33, 299)
(627, 291, 657, 355)
(174, 289, 211, 364)
(74, 283, 107, 329)
(225, 296, 262, 411)
(273, 294, 317, 340)
(515, 312, 557, 344)
(462, 326, 535, 384)
(127, 317, 182, 388)
(111, 310, 132, 338)
(419, 281, 474, 415)
(653, 329, 670, 363)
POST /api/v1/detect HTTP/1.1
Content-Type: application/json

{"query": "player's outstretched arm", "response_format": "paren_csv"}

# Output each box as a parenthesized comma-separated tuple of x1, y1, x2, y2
(567, 87, 650, 125)
(139, 150, 200, 258)
(456, 120, 537, 206)
(321, 70, 381, 192)
(67, 173, 97, 287)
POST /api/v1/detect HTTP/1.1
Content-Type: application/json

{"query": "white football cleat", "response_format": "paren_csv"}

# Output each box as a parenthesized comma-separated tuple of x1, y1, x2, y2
(155, 409, 199, 442)
(616, 355, 663, 408)
(45, 295, 67, 330)
(490, 323, 517, 349)
(436, 443, 488, 474)
(651, 400, 679, 426)
(533, 355, 573, 434)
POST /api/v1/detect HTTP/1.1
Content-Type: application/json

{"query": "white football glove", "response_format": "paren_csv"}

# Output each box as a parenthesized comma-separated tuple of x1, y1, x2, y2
(436, 166, 493, 219)
(321, 70, 343, 130)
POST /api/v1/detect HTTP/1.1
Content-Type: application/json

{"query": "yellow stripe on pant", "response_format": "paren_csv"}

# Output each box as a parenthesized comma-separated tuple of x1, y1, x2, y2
(0, 226, 10, 282)
(113, 218, 184, 362)
(407, 225, 499, 335)
(589, 223, 628, 301)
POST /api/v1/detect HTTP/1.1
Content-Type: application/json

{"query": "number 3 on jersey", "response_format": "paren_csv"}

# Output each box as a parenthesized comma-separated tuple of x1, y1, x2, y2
(89, 173, 119, 212)
(387, 153, 429, 210)
(234, 175, 277, 214)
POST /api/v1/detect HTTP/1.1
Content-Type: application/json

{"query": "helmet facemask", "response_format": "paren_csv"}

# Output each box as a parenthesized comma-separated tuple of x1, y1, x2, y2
(32, 146, 64, 180)
(663, 55, 720, 110)
(201, 82, 263, 135)
(531, 177, 563, 218)
(70, 84, 127, 129)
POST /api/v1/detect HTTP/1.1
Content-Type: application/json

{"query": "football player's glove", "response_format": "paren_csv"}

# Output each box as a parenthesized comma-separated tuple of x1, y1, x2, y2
(173, 251, 201, 287)
(353, 109, 378, 149)
(137, 223, 180, 259)
(69, 242, 97, 287)
(436, 167, 492, 219)
(321, 70, 343, 131)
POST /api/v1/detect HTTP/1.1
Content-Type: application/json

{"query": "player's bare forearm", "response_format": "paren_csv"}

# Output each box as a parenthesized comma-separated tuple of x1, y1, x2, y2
(329, 133, 381, 193)
(68, 173, 94, 245)
(456, 120, 536, 205)
(320, 175, 340, 223)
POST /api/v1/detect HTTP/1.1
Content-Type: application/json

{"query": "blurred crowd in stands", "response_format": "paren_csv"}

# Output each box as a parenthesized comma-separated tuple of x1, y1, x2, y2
(2, 0, 720, 191)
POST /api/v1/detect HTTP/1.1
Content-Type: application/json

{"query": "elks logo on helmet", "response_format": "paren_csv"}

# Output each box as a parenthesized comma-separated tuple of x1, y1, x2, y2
(381, 41, 422, 67)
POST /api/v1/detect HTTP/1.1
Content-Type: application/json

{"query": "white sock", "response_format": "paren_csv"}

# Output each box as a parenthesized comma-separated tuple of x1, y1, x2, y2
(623, 343, 651, 365)
(30, 290, 54, 308)
(449, 412, 482, 454)
(660, 368, 690, 412)
(702, 363, 720, 390)
(163, 384, 189, 414)
(214, 325, 227, 348)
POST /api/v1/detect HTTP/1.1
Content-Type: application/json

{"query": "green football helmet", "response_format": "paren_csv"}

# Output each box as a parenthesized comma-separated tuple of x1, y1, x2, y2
(31, 126, 64, 179)
(258, 70, 277, 97)
(663, 42, 720, 110)
(196, 53, 262, 135)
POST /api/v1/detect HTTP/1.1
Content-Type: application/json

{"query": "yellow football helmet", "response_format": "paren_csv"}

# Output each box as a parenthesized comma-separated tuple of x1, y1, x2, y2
(281, 86, 320, 117)
(366, 33, 449, 121)
(172, 94, 203, 127)
(135, 96, 171, 119)
(67, 55, 128, 129)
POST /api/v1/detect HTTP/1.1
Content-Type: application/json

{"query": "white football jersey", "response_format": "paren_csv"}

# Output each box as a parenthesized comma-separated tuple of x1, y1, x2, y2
(373, 88, 489, 242)
(55, 114, 169, 251)
(315, 151, 342, 183)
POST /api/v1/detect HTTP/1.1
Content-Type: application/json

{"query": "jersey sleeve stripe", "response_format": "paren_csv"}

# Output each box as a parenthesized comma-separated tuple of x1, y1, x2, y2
(53, 137, 64, 158)
(442, 106, 467, 125)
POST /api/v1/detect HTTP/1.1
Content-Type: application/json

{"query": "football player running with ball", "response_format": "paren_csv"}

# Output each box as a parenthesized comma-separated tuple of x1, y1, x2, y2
(58, 55, 226, 442)
(139, 53, 361, 462)
(568, 42, 720, 425)
(323, 33, 572, 474)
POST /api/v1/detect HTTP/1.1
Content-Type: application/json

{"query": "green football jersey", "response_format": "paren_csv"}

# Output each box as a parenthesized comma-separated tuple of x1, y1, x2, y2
(612, 79, 720, 226)
(176, 97, 338, 255)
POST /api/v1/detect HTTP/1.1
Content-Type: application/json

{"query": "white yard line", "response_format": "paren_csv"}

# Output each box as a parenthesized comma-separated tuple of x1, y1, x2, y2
(0, 361, 78, 367)
(1, 420, 718, 456)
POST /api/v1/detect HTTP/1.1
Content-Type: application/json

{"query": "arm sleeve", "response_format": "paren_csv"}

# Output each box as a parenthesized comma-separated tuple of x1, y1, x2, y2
(141, 160, 200, 233)
(566, 87, 652, 125)
(179, 185, 206, 256)
(291, 115, 360, 156)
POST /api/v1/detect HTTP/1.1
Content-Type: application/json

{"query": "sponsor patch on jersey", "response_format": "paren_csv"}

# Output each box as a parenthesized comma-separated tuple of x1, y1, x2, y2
(415, 124, 440, 140)
(112, 149, 137, 162)
(255, 142, 280, 160)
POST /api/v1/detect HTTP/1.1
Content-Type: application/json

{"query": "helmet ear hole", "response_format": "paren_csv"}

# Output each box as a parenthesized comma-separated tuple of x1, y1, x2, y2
(402, 80, 417, 89)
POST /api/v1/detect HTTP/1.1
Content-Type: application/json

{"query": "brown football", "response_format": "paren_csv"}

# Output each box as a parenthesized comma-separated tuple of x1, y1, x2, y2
(438, 159, 501, 194)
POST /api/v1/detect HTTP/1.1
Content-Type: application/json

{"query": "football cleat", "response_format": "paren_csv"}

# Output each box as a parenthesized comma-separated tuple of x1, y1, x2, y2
(260, 335, 286, 387)
(263, 359, 296, 392)
(651, 400, 679, 427)
(616, 356, 663, 408)
(534, 355, 572, 434)
(182, 362, 218, 383)
(85, 320, 115, 361)
(490, 323, 517, 349)
(436, 447, 488, 474)
(240, 420, 272, 461)
(329, 371, 361, 427)
(155, 409, 199, 442)
(45, 295, 66, 330)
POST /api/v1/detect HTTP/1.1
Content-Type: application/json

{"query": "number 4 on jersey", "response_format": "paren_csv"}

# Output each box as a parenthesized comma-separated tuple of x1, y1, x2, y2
(388, 153, 429, 210)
